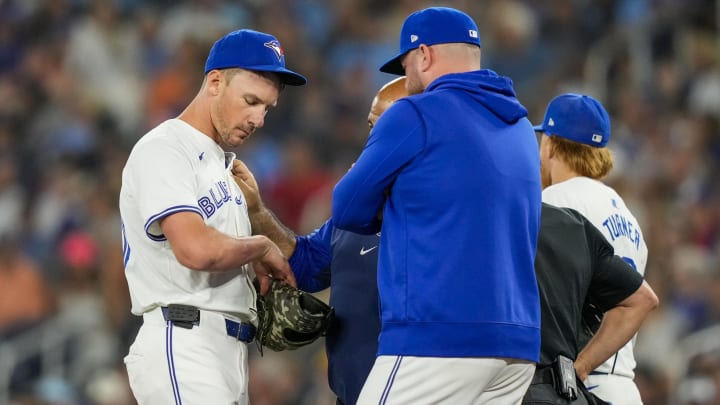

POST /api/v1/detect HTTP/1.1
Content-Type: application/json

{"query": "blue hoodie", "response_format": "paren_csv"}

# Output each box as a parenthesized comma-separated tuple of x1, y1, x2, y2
(332, 69, 542, 361)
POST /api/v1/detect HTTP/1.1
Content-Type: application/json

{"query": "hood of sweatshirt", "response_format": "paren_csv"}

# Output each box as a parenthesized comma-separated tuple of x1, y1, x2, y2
(425, 69, 528, 124)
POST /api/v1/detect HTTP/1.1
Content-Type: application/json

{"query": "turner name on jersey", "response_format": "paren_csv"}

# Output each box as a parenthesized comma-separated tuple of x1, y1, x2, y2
(601, 212, 641, 251)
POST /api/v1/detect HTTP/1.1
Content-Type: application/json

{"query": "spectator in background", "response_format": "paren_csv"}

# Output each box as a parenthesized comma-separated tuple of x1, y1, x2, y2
(63, 0, 144, 136)
(0, 148, 25, 238)
(265, 138, 334, 233)
(0, 234, 54, 336)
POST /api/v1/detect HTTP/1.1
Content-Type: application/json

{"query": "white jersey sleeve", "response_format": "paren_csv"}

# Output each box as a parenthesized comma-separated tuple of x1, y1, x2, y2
(126, 130, 203, 240)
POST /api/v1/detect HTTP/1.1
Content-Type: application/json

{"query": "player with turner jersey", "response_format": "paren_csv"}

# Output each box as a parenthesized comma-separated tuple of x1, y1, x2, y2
(535, 93, 648, 405)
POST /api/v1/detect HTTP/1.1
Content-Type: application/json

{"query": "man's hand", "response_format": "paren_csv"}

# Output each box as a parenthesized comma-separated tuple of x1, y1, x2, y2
(252, 237, 297, 294)
(232, 159, 262, 213)
(231, 159, 297, 259)
(574, 359, 591, 382)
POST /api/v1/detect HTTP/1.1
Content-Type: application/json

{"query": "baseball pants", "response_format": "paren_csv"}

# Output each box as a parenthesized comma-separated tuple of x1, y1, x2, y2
(585, 373, 643, 405)
(357, 355, 535, 405)
(124, 307, 250, 405)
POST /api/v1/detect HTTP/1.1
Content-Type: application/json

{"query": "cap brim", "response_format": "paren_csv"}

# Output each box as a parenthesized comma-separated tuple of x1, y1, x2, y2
(275, 68, 307, 86)
(532, 124, 544, 132)
(379, 52, 407, 75)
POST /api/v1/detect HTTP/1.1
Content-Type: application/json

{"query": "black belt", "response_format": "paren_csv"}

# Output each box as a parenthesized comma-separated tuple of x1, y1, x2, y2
(161, 305, 256, 343)
(531, 366, 555, 385)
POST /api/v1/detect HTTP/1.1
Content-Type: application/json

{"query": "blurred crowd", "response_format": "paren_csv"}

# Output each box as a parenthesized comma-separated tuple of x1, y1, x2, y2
(0, 0, 718, 404)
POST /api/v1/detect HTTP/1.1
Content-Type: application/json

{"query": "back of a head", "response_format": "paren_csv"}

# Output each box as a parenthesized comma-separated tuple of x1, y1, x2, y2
(379, 7, 482, 76)
(368, 77, 408, 127)
(534, 93, 614, 179)
(534, 93, 611, 147)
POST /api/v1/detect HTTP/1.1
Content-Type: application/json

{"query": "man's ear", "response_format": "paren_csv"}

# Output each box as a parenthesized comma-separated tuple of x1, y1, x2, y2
(417, 44, 433, 72)
(205, 70, 223, 96)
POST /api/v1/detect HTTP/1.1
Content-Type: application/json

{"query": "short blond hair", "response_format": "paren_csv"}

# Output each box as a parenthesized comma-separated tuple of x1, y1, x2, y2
(549, 135, 614, 179)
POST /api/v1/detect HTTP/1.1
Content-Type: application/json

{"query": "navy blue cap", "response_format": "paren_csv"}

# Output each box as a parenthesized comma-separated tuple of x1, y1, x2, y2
(380, 7, 481, 75)
(533, 93, 611, 147)
(204, 29, 306, 86)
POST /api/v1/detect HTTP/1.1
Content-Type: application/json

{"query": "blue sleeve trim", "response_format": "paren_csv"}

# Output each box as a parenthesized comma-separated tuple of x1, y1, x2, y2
(144, 205, 204, 241)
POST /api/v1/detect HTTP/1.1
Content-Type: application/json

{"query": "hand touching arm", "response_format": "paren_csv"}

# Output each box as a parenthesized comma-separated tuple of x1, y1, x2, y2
(231, 159, 297, 258)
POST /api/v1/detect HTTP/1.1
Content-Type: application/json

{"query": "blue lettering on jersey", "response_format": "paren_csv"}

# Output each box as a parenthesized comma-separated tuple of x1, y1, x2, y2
(198, 196, 215, 217)
(198, 180, 236, 218)
(210, 180, 231, 208)
(602, 213, 641, 250)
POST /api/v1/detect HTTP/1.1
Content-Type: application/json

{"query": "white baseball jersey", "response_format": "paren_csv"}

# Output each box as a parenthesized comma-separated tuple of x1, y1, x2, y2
(543, 177, 647, 378)
(120, 119, 256, 322)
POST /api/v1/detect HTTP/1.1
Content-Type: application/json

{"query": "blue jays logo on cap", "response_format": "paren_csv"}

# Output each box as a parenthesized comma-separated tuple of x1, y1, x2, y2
(204, 29, 306, 86)
(380, 7, 482, 75)
(264, 40, 284, 62)
(533, 93, 611, 147)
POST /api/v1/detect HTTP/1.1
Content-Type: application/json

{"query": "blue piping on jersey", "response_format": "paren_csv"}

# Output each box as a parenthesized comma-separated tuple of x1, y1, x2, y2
(121, 222, 131, 267)
(380, 356, 403, 405)
(145, 205, 204, 241)
(165, 321, 182, 405)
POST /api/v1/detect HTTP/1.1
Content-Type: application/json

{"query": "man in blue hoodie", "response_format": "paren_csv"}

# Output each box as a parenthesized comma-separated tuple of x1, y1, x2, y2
(332, 7, 542, 404)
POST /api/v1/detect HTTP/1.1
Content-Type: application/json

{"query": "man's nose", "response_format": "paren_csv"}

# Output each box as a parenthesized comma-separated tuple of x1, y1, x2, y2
(248, 110, 265, 129)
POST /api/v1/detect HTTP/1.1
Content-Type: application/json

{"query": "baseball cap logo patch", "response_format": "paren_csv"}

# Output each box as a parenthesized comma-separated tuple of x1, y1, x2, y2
(548, 118, 555, 126)
(469, 29, 478, 38)
(410, 34, 419, 43)
(264, 40, 284, 62)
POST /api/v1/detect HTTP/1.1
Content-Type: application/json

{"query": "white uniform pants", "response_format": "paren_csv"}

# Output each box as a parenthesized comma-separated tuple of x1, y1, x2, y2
(585, 373, 643, 405)
(357, 355, 535, 405)
(124, 308, 250, 405)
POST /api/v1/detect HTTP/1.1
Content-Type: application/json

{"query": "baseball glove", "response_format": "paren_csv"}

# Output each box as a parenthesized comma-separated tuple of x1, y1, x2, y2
(255, 279, 334, 352)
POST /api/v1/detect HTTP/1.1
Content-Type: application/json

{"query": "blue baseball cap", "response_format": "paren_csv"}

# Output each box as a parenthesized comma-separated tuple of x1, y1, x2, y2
(204, 29, 307, 86)
(533, 93, 611, 147)
(379, 7, 481, 75)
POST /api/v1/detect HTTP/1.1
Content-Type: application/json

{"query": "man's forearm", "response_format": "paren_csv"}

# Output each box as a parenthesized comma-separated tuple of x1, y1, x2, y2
(249, 206, 297, 258)
(575, 281, 658, 379)
(574, 306, 642, 379)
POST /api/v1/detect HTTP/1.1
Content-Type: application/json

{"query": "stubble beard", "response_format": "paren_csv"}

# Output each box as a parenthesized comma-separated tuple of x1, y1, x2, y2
(407, 76, 424, 95)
